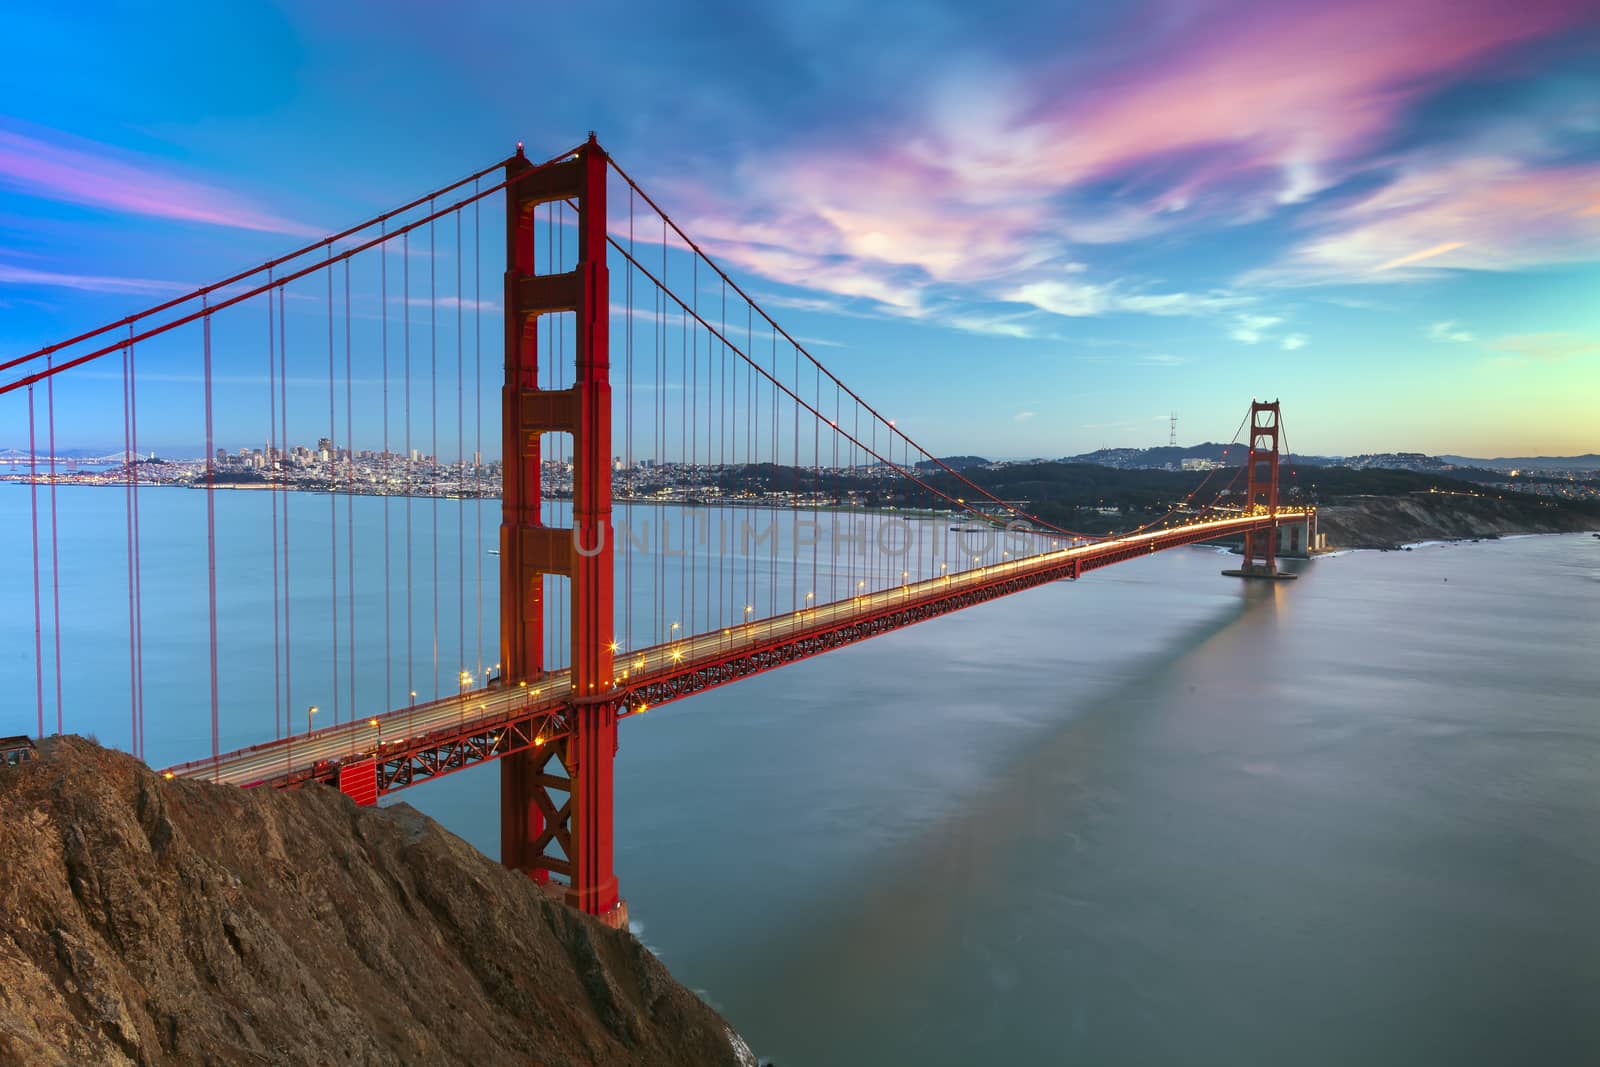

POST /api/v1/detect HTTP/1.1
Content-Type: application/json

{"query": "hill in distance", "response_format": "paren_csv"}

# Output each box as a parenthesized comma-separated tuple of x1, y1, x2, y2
(1440, 454, 1600, 472)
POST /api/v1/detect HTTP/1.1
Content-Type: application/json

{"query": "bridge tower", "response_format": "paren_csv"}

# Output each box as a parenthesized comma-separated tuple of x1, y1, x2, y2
(499, 136, 625, 926)
(1225, 398, 1295, 580)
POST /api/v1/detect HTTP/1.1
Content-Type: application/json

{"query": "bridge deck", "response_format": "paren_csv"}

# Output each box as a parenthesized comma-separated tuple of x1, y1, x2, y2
(166, 512, 1302, 793)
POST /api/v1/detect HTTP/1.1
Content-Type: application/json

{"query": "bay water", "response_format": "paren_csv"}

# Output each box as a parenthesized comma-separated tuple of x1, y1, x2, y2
(3, 484, 1596, 1064)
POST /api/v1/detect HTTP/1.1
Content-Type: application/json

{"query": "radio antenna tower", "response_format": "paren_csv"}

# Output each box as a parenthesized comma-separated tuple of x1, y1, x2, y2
(1169, 412, 1178, 448)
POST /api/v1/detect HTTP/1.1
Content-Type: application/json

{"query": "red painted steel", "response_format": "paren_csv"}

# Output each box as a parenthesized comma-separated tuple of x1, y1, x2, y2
(338, 758, 379, 807)
(1241, 399, 1282, 573)
(498, 137, 622, 922)
(172, 512, 1306, 799)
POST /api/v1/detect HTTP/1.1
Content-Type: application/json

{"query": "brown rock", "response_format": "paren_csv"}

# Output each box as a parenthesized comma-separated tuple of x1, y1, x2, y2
(0, 737, 757, 1067)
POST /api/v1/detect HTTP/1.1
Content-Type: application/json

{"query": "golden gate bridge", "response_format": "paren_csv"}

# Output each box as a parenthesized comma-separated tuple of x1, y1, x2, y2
(1, 136, 1310, 928)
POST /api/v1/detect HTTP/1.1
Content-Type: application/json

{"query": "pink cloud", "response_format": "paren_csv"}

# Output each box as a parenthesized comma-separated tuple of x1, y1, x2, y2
(1010, 0, 1587, 200)
(657, 0, 1591, 327)
(1251, 157, 1600, 283)
(0, 126, 318, 236)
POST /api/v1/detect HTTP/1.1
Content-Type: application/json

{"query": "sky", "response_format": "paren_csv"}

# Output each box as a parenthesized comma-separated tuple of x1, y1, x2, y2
(1, 0, 1598, 459)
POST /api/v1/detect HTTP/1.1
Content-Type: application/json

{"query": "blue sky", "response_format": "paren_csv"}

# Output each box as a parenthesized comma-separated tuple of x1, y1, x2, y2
(2, 0, 1598, 458)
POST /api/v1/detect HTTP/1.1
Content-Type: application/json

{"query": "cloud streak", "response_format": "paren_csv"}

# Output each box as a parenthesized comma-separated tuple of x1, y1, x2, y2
(0, 125, 317, 237)
(0, 261, 192, 296)
(1251, 157, 1600, 285)
(1428, 321, 1475, 344)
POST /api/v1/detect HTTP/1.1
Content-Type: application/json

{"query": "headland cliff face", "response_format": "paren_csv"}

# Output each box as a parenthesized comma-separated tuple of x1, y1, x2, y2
(1316, 494, 1596, 550)
(0, 737, 756, 1067)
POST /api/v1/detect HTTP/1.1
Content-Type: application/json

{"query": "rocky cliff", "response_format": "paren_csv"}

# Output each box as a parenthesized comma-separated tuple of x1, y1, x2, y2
(1317, 494, 1598, 550)
(0, 737, 756, 1067)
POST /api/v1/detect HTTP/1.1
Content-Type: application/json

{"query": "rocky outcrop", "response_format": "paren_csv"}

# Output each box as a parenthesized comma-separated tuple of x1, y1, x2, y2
(0, 737, 756, 1067)
(1318, 494, 1597, 550)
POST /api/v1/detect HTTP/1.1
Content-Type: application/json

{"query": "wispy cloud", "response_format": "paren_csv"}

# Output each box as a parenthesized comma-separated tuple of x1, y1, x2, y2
(1139, 353, 1190, 366)
(1280, 334, 1308, 351)
(1375, 241, 1467, 273)
(403, 294, 500, 313)
(939, 311, 1039, 339)
(1230, 314, 1283, 344)
(1250, 156, 1600, 285)
(0, 124, 317, 236)
(1485, 332, 1600, 364)
(796, 335, 845, 349)
(1013, 410, 1036, 422)
(1006, 278, 1249, 320)
(0, 261, 191, 296)
(1428, 321, 1475, 343)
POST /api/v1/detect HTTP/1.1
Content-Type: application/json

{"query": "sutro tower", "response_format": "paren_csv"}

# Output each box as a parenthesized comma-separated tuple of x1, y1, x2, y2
(1169, 412, 1178, 448)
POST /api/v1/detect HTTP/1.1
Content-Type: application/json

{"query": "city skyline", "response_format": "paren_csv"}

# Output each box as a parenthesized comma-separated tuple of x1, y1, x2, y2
(2, 1, 1598, 457)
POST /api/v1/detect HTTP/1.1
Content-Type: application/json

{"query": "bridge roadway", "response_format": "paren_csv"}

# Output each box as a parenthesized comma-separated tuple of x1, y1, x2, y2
(166, 511, 1301, 793)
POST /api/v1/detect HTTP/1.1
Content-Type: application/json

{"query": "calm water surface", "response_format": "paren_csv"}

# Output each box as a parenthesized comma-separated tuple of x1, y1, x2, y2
(3, 484, 1597, 1064)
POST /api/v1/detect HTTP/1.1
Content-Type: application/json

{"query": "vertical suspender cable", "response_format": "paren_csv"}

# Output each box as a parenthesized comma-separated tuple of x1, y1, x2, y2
(719, 280, 727, 626)
(327, 256, 340, 725)
(431, 202, 439, 700)
(831, 386, 839, 599)
(686, 258, 694, 634)
(792, 343, 799, 608)
(770, 326, 778, 612)
(381, 227, 392, 713)
(268, 281, 282, 738)
(625, 187, 634, 651)
(28, 385, 43, 740)
(279, 279, 292, 738)
(203, 297, 220, 774)
(130, 330, 145, 757)
(813, 361, 820, 601)
(744, 301, 752, 614)
(345, 260, 355, 719)
(404, 229, 414, 720)
(655, 217, 664, 641)
(474, 183, 483, 683)
(123, 344, 137, 749)
(46, 357, 62, 733)
(456, 207, 465, 686)
(852, 401, 859, 595)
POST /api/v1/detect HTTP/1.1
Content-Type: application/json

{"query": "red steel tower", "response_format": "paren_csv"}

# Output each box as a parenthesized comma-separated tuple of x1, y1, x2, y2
(1240, 398, 1281, 575)
(499, 136, 624, 927)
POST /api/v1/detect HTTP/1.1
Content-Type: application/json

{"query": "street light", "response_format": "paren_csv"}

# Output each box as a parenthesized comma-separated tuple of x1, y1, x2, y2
(307, 704, 318, 733)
